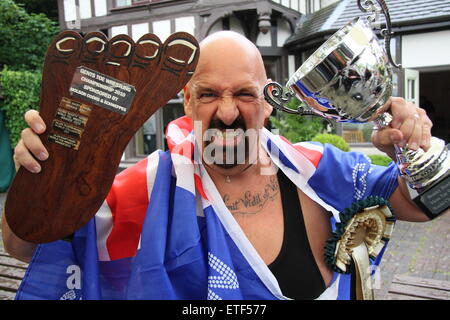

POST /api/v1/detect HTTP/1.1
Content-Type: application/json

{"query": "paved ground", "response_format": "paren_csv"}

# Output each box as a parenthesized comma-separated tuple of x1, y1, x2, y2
(0, 192, 448, 300)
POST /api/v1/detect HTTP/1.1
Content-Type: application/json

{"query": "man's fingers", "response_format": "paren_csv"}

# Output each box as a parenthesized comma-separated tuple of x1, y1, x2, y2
(398, 113, 422, 150)
(21, 128, 49, 161)
(381, 98, 434, 152)
(24, 110, 46, 134)
(373, 127, 402, 148)
(14, 139, 42, 173)
(418, 108, 432, 151)
(385, 97, 409, 130)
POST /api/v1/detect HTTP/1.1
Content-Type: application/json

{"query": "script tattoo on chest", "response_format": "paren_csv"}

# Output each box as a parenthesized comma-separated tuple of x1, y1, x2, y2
(223, 176, 280, 215)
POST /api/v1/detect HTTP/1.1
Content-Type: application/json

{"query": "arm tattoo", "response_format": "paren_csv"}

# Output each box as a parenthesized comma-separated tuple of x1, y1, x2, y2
(223, 176, 280, 215)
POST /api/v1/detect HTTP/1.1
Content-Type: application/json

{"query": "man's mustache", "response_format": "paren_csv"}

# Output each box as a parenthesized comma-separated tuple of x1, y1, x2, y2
(208, 117, 246, 131)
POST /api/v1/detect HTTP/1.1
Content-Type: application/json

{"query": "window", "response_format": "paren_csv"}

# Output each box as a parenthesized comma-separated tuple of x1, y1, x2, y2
(79, 0, 92, 19)
(115, 0, 157, 7)
(111, 25, 128, 37)
(132, 23, 149, 41)
(116, 0, 132, 7)
(63, 0, 77, 22)
(175, 16, 195, 36)
(138, 114, 158, 155)
(153, 20, 171, 42)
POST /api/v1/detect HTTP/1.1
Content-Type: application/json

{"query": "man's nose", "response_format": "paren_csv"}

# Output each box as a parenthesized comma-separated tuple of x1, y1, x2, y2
(216, 97, 239, 126)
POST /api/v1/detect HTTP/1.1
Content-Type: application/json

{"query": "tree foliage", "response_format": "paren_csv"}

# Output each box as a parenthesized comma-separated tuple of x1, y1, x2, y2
(270, 97, 327, 143)
(0, 0, 58, 71)
(15, 0, 59, 21)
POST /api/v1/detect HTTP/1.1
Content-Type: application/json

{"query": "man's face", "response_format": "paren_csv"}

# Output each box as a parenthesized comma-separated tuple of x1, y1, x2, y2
(184, 38, 272, 173)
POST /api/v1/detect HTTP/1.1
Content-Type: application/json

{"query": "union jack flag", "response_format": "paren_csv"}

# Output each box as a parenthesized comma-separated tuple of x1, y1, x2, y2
(16, 116, 398, 300)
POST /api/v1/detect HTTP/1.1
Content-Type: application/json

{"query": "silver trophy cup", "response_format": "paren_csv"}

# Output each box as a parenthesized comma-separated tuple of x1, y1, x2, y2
(264, 0, 449, 218)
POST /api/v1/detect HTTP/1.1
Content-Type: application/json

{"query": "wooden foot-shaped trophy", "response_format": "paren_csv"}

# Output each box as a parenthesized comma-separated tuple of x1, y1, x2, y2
(5, 31, 199, 243)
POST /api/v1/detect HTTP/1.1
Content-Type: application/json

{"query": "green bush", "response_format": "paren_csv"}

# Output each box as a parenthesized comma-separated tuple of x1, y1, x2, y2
(270, 97, 327, 142)
(311, 133, 350, 152)
(368, 154, 393, 167)
(0, 67, 41, 147)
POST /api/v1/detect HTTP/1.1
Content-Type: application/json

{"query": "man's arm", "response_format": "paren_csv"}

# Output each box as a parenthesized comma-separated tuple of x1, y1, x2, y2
(1, 212, 36, 263)
(372, 97, 448, 222)
(389, 177, 434, 222)
(2, 110, 47, 262)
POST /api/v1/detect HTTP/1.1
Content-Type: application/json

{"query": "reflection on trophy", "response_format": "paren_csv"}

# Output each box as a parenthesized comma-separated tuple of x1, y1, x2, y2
(264, 0, 449, 219)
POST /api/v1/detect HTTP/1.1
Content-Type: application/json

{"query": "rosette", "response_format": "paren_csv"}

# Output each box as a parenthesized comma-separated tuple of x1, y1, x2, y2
(325, 196, 395, 299)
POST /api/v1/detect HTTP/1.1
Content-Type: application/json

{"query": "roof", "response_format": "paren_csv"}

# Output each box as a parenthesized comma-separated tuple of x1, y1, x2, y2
(285, 0, 450, 47)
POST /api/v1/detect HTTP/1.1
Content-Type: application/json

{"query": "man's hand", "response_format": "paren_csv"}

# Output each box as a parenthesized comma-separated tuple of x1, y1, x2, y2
(371, 97, 433, 160)
(14, 110, 48, 173)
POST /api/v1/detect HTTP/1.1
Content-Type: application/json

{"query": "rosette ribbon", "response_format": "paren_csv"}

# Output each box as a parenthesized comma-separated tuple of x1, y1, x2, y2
(325, 196, 396, 300)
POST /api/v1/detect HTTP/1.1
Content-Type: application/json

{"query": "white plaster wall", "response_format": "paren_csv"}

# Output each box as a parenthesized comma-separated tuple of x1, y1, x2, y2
(321, 0, 339, 7)
(208, 19, 223, 36)
(277, 18, 291, 47)
(402, 30, 450, 68)
(256, 30, 272, 47)
(230, 16, 245, 35)
(94, 0, 107, 17)
(288, 55, 296, 77)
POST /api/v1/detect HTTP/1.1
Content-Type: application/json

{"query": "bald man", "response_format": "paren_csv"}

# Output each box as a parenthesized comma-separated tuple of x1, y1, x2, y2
(3, 31, 439, 300)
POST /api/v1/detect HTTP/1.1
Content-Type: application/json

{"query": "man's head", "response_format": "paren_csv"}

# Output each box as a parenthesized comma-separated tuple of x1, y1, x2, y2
(183, 31, 272, 175)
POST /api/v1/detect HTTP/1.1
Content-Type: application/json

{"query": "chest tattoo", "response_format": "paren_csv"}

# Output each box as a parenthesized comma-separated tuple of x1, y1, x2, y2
(222, 176, 280, 215)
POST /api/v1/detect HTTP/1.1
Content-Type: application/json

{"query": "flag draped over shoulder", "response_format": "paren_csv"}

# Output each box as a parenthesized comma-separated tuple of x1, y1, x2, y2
(16, 116, 398, 300)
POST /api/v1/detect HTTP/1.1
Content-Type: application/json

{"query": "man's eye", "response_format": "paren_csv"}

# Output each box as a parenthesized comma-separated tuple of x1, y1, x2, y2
(200, 93, 216, 98)
(198, 92, 217, 103)
(236, 92, 256, 101)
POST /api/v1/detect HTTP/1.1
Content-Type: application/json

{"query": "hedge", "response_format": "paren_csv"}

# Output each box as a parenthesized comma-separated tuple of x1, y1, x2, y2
(0, 67, 41, 147)
(311, 133, 351, 152)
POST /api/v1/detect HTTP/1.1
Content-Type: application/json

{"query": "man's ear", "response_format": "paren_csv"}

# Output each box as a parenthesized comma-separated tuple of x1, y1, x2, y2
(183, 86, 192, 117)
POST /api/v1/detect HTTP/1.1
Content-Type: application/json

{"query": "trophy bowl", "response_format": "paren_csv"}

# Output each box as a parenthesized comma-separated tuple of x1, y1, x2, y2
(264, 7, 449, 219)
(285, 17, 392, 124)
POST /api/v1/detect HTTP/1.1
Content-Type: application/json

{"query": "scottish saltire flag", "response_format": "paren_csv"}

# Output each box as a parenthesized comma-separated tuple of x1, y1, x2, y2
(16, 116, 398, 300)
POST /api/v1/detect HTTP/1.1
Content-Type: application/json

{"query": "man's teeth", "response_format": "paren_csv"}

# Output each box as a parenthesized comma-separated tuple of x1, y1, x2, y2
(215, 130, 242, 138)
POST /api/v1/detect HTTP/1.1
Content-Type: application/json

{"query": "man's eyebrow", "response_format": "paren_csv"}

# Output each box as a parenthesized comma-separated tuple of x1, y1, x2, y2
(192, 83, 261, 94)
(192, 84, 218, 92)
(195, 85, 216, 91)
(235, 86, 259, 93)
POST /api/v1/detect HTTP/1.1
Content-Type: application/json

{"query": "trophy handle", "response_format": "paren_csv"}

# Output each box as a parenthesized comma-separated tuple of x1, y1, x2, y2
(357, 0, 401, 68)
(264, 82, 319, 117)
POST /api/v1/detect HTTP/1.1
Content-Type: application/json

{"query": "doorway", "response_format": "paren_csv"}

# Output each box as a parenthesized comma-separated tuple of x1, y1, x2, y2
(420, 69, 450, 141)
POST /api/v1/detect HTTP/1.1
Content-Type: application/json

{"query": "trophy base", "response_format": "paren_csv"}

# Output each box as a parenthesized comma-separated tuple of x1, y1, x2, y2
(412, 171, 450, 220)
